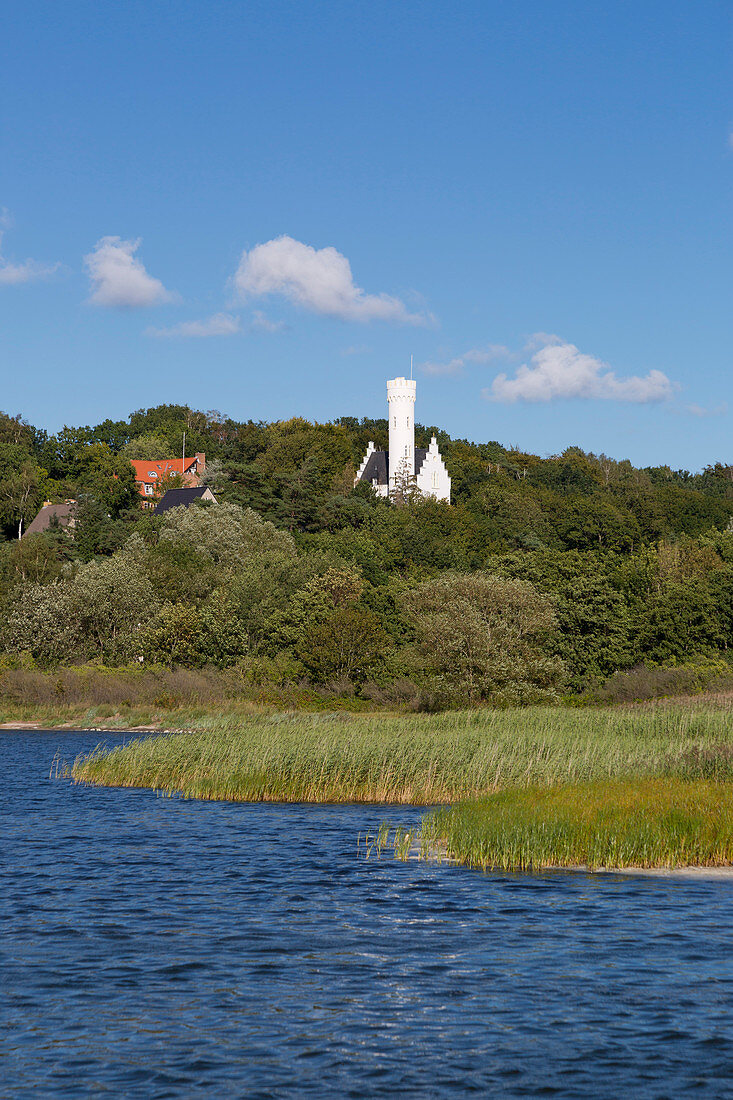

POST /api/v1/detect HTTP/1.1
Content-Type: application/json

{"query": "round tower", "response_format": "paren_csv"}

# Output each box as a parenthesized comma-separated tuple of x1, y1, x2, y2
(387, 376, 416, 490)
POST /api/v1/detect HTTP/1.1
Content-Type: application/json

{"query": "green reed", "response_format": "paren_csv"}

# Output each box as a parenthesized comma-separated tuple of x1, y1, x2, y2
(70, 703, 733, 805)
(416, 778, 733, 870)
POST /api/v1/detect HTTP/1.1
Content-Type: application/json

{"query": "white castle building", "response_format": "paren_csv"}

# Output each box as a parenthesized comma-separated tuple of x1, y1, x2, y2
(355, 377, 451, 503)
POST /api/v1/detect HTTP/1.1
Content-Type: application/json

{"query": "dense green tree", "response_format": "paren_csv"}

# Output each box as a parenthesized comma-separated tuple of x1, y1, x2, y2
(122, 433, 174, 460)
(141, 598, 251, 667)
(71, 499, 130, 561)
(68, 554, 159, 660)
(553, 577, 636, 689)
(261, 567, 364, 655)
(1, 580, 75, 663)
(0, 449, 46, 538)
(156, 501, 295, 569)
(556, 495, 640, 552)
(400, 573, 563, 705)
(145, 539, 221, 605)
(296, 606, 389, 684)
(0, 533, 68, 600)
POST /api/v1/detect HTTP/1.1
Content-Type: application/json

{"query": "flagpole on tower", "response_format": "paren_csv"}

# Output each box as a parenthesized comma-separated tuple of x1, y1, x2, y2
(410, 354, 413, 380)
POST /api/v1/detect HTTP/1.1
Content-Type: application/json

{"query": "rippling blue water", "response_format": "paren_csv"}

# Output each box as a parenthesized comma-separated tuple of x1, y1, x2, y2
(3, 730, 733, 1097)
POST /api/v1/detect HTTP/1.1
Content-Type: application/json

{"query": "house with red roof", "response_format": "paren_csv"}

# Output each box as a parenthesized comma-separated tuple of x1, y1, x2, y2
(131, 453, 205, 508)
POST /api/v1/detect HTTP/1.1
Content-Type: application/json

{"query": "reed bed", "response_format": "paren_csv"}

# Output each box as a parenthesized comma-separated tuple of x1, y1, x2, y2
(417, 779, 733, 870)
(71, 704, 733, 804)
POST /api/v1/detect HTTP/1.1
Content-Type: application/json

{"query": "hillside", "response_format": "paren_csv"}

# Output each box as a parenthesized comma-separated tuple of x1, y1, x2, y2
(1, 403, 732, 704)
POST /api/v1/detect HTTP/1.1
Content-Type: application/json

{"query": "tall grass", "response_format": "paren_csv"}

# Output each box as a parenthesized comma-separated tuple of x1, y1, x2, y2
(418, 779, 733, 870)
(71, 703, 733, 804)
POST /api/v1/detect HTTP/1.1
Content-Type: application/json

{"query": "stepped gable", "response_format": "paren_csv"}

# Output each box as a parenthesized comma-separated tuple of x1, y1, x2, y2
(360, 449, 388, 487)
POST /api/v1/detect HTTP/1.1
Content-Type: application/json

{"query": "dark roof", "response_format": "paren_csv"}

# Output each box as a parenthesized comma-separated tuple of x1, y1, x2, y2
(153, 486, 215, 514)
(24, 502, 77, 537)
(357, 448, 429, 487)
(358, 450, 389, 486)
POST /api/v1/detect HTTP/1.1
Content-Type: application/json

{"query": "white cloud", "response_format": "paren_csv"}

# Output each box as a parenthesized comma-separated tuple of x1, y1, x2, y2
(0, 211, 59, 285)
(0, 255, 57, 285)
(420, 344, 509, 377)
(234, 235, 428, 324)
(84, 236, 175, 307)
(250, 310, 286, 333)
(484, 336, 675, 404)
(685, 402, 727, 418)
(147, 312, 240, 338)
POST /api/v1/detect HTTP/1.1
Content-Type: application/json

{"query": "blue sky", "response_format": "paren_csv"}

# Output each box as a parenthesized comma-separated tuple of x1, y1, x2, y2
(1, 0, 730, 469)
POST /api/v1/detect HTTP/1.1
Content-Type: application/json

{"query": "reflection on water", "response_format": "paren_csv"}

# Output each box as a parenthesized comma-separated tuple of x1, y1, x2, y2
(2, 730, 733, 1097)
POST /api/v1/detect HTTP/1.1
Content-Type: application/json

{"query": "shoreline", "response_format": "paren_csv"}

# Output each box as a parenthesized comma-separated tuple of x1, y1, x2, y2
(20, 715, 733, 879)
(7, 721, 730, 875)
(0, 723, 176, 732)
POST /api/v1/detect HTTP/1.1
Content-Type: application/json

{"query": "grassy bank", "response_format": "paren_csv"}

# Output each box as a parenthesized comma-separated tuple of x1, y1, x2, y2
(0, 666, 378, 729)
(70, 703, 733, 804)
(5, 665, 733, 731)
(416, 779, 733, 870)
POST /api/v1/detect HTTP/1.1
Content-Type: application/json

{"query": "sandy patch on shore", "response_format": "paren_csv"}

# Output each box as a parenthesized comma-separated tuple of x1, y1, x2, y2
(596, 865, 733, 879)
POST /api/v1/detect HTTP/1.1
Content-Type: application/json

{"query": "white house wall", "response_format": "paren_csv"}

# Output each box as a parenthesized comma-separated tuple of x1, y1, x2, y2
(416, 437, 451, 502)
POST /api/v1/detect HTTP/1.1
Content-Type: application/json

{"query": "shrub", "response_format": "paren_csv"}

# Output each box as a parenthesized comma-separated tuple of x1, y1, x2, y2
(399, 572, 564, 705)
(296, 606, 389, 683)
(582, 657, 733, 705)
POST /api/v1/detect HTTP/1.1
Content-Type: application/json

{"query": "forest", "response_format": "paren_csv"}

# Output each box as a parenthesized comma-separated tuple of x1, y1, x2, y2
(1, 402, 733, 708)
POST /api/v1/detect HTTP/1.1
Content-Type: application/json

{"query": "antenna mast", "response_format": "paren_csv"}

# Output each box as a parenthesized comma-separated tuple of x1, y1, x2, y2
(410, 354, 413, 380)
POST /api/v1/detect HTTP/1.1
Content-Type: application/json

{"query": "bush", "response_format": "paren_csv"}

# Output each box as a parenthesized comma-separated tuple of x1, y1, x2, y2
(296, 606, 389, 684)
(581, 657, 733, 705)
(399, 572, 564, 706)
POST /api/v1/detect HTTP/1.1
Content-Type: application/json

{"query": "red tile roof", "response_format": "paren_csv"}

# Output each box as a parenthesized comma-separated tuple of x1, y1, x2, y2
(131, 455, 204, 498)
(131, 457, 198, 480)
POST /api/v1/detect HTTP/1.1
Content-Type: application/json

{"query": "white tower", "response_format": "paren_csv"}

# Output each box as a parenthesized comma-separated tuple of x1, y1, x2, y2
(387, 376, 416, 492)
(355, 374, 451, 503)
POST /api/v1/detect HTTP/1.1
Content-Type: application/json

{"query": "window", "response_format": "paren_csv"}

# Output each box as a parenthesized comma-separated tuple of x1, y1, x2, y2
(144, 484, 154, 496)
(432, 471, 439, 489)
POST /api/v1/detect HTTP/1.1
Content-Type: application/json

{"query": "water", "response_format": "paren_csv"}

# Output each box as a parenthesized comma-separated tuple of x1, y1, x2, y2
(3, 731, 733, 1098)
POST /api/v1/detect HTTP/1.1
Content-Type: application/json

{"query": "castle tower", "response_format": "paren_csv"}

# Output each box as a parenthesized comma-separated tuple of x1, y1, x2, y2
(354, 374, 451, 503)
(387, 376, 416, 491)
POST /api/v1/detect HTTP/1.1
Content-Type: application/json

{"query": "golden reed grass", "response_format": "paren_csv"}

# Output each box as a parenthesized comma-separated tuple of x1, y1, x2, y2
(71, 703, 733, 805)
